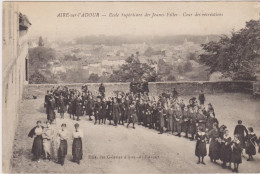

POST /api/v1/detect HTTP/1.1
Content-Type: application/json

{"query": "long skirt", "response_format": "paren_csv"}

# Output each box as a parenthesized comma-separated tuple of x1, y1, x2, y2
(220, 145, 232, 162)
(167, 117, 173, 131)
(237, 134, 245, 148)
(245, 141, 256, 155)
(32, 135, 43, 160)
(195, 141, 207, 157)
(58, 140, 67, 164)
(72, 138, 83, 161)
(189, 122, 196, 135)
(182, 120, 189, 133)
(176, 121, 182, 133)
(231, 151, 242, 164)
(129, 114, 137, 124)
(49, 109, 56, 122)
(209, 139, 220, 160)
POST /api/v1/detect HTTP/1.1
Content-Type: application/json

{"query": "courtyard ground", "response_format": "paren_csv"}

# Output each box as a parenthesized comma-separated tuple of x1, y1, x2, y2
(11, 91, 260, 173)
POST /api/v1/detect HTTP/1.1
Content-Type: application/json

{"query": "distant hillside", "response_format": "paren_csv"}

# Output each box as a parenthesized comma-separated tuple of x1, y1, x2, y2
(74, 35, 220, 46)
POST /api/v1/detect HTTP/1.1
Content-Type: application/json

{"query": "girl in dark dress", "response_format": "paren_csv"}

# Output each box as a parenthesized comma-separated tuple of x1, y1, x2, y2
(127, 101, 138, 129)
(57, 123, 68, 166)
(208, 122, 220, 163)
(72, 123, 83, 164)
(189, 108, 197, 141)
(28, 121, 44, 162)
(220, 129, 232, 169)
(195, 126, 207, 165)
(58, 95, 66, 119)
(231, 134, 243, 173)
(245, 127, 257, 161)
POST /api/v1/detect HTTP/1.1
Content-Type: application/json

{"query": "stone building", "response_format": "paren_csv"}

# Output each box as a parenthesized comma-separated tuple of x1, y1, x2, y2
(2, 2, 31, 172)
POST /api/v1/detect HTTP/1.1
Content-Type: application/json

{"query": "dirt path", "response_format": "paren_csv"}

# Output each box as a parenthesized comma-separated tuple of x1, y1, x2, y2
(11, 93, 260, 173)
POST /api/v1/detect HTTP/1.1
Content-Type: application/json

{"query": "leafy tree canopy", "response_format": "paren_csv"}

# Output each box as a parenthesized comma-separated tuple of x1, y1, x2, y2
(199, 19, 260, 80)
(109, 55, 159, 82)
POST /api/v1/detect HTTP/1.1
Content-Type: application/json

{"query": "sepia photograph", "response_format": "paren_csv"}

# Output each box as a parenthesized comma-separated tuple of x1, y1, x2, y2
(2, 1, 260, 173)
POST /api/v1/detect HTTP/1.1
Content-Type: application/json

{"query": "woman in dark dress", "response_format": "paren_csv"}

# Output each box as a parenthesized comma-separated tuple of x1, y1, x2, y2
(245, 127, 258, 161)
(28, 121, 44, 162)
(220, 129, 232, 169)
(195, 126, 207, 165)
(112, 98, 120, 126)
(208, 122, 220, 163)
(58, 95, 66, 119)
(86, 95, 95, 121)
(72, 123, 83, 164)
(57, 123, 68, 166)
(231, 134, 243, 173)
(75, 96, 83, 121)
(189, 108, 197, 141)
(107, 97, 113, 125)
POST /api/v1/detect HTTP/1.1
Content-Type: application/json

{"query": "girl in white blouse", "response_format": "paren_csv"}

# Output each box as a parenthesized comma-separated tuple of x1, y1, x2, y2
(57, 123, 68, 166)
(72, 123, 83, 164)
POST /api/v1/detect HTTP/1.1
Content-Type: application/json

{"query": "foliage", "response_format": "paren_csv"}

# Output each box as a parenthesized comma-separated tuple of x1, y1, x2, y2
(109, 55, 159, 82)
(167, 75, 176, 81)
(29, 71, 46, 84)
(199, 19, 260, 80)
(28, 46, 57, 83)
(88, 73, 100, 83)
(38, 36, 44, 47)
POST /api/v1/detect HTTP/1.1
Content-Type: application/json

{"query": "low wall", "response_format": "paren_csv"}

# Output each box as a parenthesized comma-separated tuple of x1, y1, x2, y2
(24, 81, 253, 99)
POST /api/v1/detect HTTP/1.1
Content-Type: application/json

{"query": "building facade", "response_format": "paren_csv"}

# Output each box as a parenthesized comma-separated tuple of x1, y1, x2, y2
(2, 2, 31, 172)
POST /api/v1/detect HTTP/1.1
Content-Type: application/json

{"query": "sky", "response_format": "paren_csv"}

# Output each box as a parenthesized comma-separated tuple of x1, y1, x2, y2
(17, 1, 260, 41)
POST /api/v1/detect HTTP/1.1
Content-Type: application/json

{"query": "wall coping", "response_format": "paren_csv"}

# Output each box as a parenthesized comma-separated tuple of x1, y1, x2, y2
(27, 80, 254, 86)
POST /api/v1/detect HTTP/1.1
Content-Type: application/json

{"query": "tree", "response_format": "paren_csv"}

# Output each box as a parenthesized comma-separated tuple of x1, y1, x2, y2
(29, 71, 46, 84)
(38, 36, 44, 47)
(167, 75, 176, 81)
(109, 55, 158, 82)
(88, 73, 100, 83)
(199, 19, 260, 80)
(183, 61, 193, 72)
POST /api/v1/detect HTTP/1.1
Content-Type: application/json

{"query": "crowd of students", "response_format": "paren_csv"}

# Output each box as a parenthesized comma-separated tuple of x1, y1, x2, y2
(28, 83, 260, 172)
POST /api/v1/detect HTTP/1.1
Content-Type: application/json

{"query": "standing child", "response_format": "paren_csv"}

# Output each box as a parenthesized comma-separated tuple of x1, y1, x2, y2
(57, 123, 68, 166)
(231, 134, 243, 173)
(245, 127, 257, 161)
(195, 126, 207, 165)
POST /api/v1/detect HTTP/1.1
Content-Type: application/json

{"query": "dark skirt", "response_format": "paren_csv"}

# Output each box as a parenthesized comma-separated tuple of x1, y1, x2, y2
(220, 144, 232, 162)
(129, 114, 137, 123)
(76, 107, 83, 116)
(189, 122, 197, 134)
(231, 151, 242, 164)
(209, 139, 220, 160)
(72, 138, 83, 161)
(195, 140, 207, 157)
(32, 135, 43, 159)
(58, 140, 68, 159)
(48, 109, 56, 121)
(245, 141, 256, 155)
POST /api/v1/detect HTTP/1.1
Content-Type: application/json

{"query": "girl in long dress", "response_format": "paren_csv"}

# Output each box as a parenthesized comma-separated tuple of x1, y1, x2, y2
(28, 121, 44, 162)
(72, 123, 84, 164)
(208, 122, 220, 163)
(57, 123, 68, 166)
(42, 121, 54, 160)
(220, 129, 232, 169)
(195, 126, 207, 165)
(245, 127, 257, 161)
(231, 134, 243, 173)
(127, 101, 138, 129)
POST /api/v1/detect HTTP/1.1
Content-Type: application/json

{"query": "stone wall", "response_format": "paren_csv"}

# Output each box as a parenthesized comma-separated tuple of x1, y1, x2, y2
(24, 81, 253, 99)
